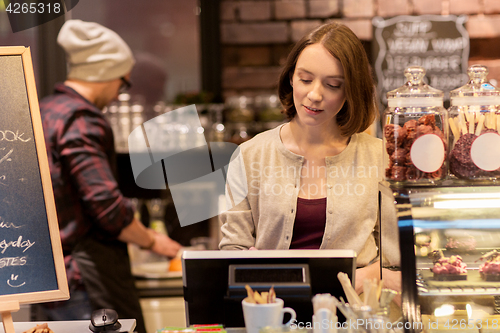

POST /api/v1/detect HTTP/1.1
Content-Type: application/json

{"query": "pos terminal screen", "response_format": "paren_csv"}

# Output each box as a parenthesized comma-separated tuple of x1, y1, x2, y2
(233, 266, 305, 283)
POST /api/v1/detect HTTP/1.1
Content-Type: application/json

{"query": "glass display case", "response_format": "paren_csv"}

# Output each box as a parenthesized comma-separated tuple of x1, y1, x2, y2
(380, 181, 500, 333)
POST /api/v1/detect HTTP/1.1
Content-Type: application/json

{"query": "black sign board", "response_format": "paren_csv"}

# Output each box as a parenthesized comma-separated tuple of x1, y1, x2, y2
(0, 47, 68, 304)
(372, 15, 470, 106)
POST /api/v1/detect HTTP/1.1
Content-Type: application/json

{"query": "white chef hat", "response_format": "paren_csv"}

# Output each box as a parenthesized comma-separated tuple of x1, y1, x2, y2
(57, 19, 135, 82)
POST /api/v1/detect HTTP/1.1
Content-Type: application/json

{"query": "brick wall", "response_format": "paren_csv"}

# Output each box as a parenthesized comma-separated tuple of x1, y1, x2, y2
(220, 0, 500, 99)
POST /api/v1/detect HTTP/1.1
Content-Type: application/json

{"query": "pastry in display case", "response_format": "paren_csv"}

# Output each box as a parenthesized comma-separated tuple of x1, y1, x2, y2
(478, 250, 500, 281)
(430, 250, 468, 281)
(380, 182, 500, 333)
(446, 235, 477, 253)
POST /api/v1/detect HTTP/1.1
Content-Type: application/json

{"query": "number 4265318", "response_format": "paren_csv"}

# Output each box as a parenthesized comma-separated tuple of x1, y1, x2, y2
(444, 318, 498, 330)
(5, 2, 61, 14)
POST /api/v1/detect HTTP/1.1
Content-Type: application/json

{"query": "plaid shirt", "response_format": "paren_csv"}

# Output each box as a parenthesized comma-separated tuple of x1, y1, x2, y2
(40, 83, 134, 286)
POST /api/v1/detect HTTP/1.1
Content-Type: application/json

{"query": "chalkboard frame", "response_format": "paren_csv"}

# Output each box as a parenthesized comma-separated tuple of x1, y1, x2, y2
(0, 46, 69, 304)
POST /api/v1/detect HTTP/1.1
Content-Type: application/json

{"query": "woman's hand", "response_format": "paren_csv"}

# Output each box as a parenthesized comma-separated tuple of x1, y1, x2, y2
(381, 268, 402, 306)
(355, 262, 380, 294)
(249, 247, 257, 250)
(355, 262, 402, 306)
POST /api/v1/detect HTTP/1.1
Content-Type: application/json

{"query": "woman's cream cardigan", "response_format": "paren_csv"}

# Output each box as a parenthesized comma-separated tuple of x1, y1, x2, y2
(219, 124, 400, 267)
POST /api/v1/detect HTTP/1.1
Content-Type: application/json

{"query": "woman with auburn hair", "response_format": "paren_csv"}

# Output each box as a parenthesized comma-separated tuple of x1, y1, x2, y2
(220, 22, 401, 296)
(278, 22, 376, 137)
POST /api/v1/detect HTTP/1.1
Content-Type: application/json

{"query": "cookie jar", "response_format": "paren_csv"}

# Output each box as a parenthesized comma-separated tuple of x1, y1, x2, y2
(383, 66, 448, 185)
(448, 65, 500, 181)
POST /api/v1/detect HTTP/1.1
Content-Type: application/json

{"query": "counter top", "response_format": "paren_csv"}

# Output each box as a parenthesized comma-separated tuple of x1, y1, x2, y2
(0, 319, 136, 333)
(135, 276, 184, 297)
(132, 261, 184, 298)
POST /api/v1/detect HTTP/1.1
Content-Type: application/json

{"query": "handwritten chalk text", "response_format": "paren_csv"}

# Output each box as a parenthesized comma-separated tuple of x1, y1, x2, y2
(0, 236, 35, 253)
(0, 256, 27, 268)
(0, 217, 21, 229)
(0, 130, 31, 142)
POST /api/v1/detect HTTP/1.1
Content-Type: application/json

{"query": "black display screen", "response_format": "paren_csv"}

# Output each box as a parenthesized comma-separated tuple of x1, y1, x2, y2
(234, 267, 304, 283)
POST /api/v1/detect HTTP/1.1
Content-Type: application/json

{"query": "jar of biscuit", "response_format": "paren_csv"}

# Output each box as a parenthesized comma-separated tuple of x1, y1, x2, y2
(448, 65, 500, 181)
(383, 66, 448, 185)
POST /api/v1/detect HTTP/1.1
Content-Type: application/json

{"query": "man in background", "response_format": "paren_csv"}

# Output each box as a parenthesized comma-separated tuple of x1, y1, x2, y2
(38, 19, 181, 333)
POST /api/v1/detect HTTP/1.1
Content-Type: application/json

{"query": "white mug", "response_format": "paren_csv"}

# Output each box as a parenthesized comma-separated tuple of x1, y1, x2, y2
(242, 298, 296, 333)
(313, 308, 337, 333)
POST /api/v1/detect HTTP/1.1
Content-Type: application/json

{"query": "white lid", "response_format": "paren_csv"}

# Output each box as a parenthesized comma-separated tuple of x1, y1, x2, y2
(387, 66, 444, 108)
(450, 65, 500, 106)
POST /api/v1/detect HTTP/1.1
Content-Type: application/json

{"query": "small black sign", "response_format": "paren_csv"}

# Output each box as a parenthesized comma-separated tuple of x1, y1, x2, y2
(372, 15, 470, 106)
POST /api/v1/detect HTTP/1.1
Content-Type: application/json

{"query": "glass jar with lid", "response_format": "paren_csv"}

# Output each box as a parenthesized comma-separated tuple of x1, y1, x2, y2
(383, 66, 448, 185)
(448, 64, 500, 181)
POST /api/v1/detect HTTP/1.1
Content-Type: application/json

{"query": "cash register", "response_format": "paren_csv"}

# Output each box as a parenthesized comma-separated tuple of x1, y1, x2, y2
(182, 249, 356, 326)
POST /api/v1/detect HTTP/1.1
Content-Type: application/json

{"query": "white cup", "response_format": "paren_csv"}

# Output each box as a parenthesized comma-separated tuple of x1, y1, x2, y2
(313, 308, 337, 333)
(242, 298, 296, 333)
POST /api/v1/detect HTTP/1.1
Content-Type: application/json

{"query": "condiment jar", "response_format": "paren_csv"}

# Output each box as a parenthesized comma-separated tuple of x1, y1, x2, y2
(448, 65, 500, 181)
(383, 66, 448, 185)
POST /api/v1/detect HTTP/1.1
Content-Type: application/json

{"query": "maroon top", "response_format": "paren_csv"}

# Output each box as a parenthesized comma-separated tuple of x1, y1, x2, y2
(289, 197, 327, 249)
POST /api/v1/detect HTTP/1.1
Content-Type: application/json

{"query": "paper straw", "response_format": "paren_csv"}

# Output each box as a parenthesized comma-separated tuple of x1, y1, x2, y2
(448, 117, 459, 140)
(469, 111, 475, 134)
(475, 114, 485, 136)
(458, 112, 467, 135)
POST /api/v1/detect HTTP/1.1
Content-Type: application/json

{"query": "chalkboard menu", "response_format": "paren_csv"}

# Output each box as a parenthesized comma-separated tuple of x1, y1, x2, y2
(0, 47, 68, 304)
(372, 15, 470, 106)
